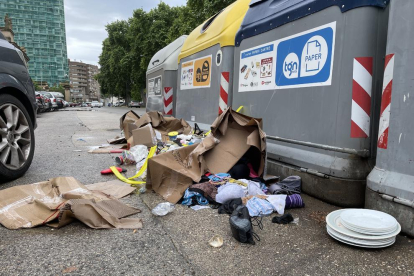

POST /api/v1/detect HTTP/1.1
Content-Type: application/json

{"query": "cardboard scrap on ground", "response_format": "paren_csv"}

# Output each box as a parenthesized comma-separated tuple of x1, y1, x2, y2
(0, 177, 142, 230)
(86, 180, 136, 199)
(120, 110, 141, 139)
(108, 137, 127, 144)
(147, 108, 266, 203)
(88, 144, 127, 154)
(120, 111, 192, 143)
(132, 124, 157, 147)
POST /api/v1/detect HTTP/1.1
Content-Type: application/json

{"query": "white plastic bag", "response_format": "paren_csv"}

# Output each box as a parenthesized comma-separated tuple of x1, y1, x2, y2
(129, 145, 148, 163)
(152, 202, 175, 216)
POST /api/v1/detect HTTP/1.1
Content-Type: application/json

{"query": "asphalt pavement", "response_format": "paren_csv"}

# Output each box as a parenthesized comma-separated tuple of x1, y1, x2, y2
(0, 107, 413, 275)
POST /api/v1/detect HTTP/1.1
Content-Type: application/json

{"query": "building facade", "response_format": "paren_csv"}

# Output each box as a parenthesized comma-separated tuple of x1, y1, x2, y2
(68, 59, 100, 102)
(0, 14, 30, 63)
(0, 0, 69, 87)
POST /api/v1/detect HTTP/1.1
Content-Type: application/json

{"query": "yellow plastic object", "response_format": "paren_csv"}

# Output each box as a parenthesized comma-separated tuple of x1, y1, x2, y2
(110, 146, 157, 186)
(236, 106, 243, 112)
(178, 0, 250, 62)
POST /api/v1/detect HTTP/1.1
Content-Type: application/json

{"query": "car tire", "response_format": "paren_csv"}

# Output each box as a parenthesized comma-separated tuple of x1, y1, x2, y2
(0, 93, 35, 182)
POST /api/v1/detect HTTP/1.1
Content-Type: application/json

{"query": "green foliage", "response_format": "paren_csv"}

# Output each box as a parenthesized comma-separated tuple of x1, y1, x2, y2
(97, 0, 236, 100)
(49, 85, 65, 93)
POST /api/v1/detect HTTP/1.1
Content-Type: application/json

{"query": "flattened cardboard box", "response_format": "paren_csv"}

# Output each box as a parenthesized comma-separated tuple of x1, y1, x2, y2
(120, 110, 140, 139)
(132, 124, 157, 147)
(134, 111, 192, 138)
(147, 108, 266, 203)
(0, 177, 141, 230)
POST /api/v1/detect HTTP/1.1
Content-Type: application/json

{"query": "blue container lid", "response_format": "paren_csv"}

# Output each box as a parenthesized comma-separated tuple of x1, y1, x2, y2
(235, 0, 390, 46)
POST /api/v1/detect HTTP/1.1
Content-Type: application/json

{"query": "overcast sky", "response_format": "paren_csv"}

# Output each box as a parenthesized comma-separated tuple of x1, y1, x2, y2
(64, 0, 186, 66)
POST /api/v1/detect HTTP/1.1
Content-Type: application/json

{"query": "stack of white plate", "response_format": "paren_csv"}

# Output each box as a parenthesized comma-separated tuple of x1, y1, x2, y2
(326, 209, 401, 248)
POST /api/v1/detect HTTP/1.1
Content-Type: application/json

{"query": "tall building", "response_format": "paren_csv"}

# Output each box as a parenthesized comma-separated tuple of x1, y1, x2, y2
(68, 59, 100, 102)
(0, 0, 69, 87)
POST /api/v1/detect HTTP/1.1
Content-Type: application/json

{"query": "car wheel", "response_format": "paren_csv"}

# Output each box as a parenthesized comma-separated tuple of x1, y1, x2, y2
(0, 94, 35, 182)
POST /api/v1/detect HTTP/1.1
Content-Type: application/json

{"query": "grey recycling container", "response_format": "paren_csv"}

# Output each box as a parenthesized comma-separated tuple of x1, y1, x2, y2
(175, 0, 250, 130)
(366, 0, 414, 236)
(233, 0, 390, 207)
(146, 35, 187, 116)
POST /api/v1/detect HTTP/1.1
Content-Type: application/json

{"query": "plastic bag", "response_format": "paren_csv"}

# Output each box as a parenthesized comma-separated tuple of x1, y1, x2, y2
(151, 202, 175, 216)
(130, 145, 148, 163)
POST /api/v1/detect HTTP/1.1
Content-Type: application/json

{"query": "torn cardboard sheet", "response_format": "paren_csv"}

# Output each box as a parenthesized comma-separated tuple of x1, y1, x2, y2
(122, 111, 192, 140)
(147, 108, 266, 203)
(57, 199, 142, 229)
(87, 180, 136, 199)
(0, 177, 141, 230)
(108, 137, 127, 144)
(131, 124, 157, 147)
(88, 144, 127, 154)
(120, 110, 141, 139)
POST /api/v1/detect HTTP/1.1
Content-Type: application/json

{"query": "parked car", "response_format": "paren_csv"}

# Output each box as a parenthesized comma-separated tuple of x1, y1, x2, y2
(62, 100, 69, 107)
(85, 102, 92, 107)
(128, 101, 140, 108)
(99, 102, 104, 107)
(35, 92, 45, 113)
(49, 92, 65, 109)
(81, 102, 88, 107)
(0, 32, 37, 181)
(40, 92, 58, 110)
(91, 101, 101, 108)
(40, 93, 52, 112)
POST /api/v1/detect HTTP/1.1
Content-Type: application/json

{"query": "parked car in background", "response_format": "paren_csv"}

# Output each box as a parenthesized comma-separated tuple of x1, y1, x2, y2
(128, 101, 140, 108)
(0, 32, 37, 181)
(85, 102, 92, 107)
(35, 92, 45, 113)
(99, 102, 104, 107)
(49, 92, 65, 109)
(62, 100, 69, 107)
(40, 92, 58, 110)
(81, 102, 88, 107)
(114, 102, 120, 107)
(91, 101, 101, 108)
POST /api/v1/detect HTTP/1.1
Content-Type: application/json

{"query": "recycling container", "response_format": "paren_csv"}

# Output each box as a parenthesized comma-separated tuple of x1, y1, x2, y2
(233, 0, 390, 207)
(146, 35, 187, 116)
(366, 0, 414, 236)
(176, 0, 250, 130)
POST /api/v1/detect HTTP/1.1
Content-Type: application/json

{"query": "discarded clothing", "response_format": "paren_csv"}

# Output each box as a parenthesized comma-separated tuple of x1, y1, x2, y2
(189, 182, 218, 202)
(208, 173, 231, 185)
(228, 178, 248, 187)
(247, 163, 259, 178)
(269, 176, 302, 195)
(181, 189, 209, 206)
(247, 180, 266, 196)
(228, 163, 250, 180)
(242, 195, 268, 206)
(218, 198, 243, 214)
(286, 194, 305, 209)
(215, 183, 245, 204)
(266, 194, 287, 215)
(272, 213, 294, 224)
(246, 197, 274, 217)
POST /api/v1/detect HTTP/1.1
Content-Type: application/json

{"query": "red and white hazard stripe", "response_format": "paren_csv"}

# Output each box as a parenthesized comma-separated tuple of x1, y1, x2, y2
(351, 57, 373, 138)
(163, 87, 173, 115)
(378, 54, 395, 149)
(219, 72, 229, 114)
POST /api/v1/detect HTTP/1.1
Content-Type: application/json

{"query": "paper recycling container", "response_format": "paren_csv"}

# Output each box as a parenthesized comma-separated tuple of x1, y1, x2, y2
(366, 0, 414, 236)
(233, 0, 390, 207)
(176, 0, 250, 130)
(146, 35, 188, 116)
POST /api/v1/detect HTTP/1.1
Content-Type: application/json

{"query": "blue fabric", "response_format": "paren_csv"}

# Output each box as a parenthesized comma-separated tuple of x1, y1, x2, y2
(208, 173, 231, 182)
(182, 189, 209, 206)
(246, 197, 274, 217)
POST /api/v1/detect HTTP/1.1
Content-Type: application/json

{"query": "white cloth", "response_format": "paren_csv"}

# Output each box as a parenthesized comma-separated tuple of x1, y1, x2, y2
(266, 195, 287, 215)
(215, 184, 246, 204)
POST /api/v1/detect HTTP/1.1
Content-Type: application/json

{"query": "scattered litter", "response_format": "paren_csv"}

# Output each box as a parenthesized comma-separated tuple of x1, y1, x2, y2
(100, 167, 127, 175)
(86, 180, 136, 199)
(272, 213, 294, 224)
(73, 150, 82, 152)
(151, 202, 175, 216)
(190, 205, 211, 211)
(138, 186, 147, 194)
(208, 234, 224, 248)
(77, 138, 87, 142)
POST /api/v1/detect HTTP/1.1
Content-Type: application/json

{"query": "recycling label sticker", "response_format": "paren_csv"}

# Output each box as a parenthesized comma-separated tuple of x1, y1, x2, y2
(238, 22, 336, 92)
(275, 22, 336, 88)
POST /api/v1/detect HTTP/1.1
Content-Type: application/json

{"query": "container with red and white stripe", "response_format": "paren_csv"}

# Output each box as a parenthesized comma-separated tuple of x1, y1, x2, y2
(219, 72, 230, 114)
(377, 54, 394, 149)
(351, 57, 373, 138)
(164, 87, 173, 115)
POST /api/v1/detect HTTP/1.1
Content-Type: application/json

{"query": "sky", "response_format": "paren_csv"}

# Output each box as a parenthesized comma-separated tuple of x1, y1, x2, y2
(64, 0, 186, 67)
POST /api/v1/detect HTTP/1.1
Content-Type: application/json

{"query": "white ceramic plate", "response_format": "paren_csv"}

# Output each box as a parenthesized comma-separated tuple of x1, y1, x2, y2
(327, 227, 396, 248)
(327, 225, 395, 246)
(340, 209, 398, 231)
(326, 210, 401, 240)
(341, 219, 398, 236)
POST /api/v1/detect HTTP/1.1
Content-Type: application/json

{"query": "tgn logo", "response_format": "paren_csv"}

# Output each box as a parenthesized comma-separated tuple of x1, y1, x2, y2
(283, 53, 299, 79)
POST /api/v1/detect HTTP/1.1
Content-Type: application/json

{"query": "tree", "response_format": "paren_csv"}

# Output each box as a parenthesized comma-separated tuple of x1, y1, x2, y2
(97, 0, 237, 101)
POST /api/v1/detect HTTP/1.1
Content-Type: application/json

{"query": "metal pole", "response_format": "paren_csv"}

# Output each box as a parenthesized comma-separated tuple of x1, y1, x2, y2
(266, 135, 370, 158)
